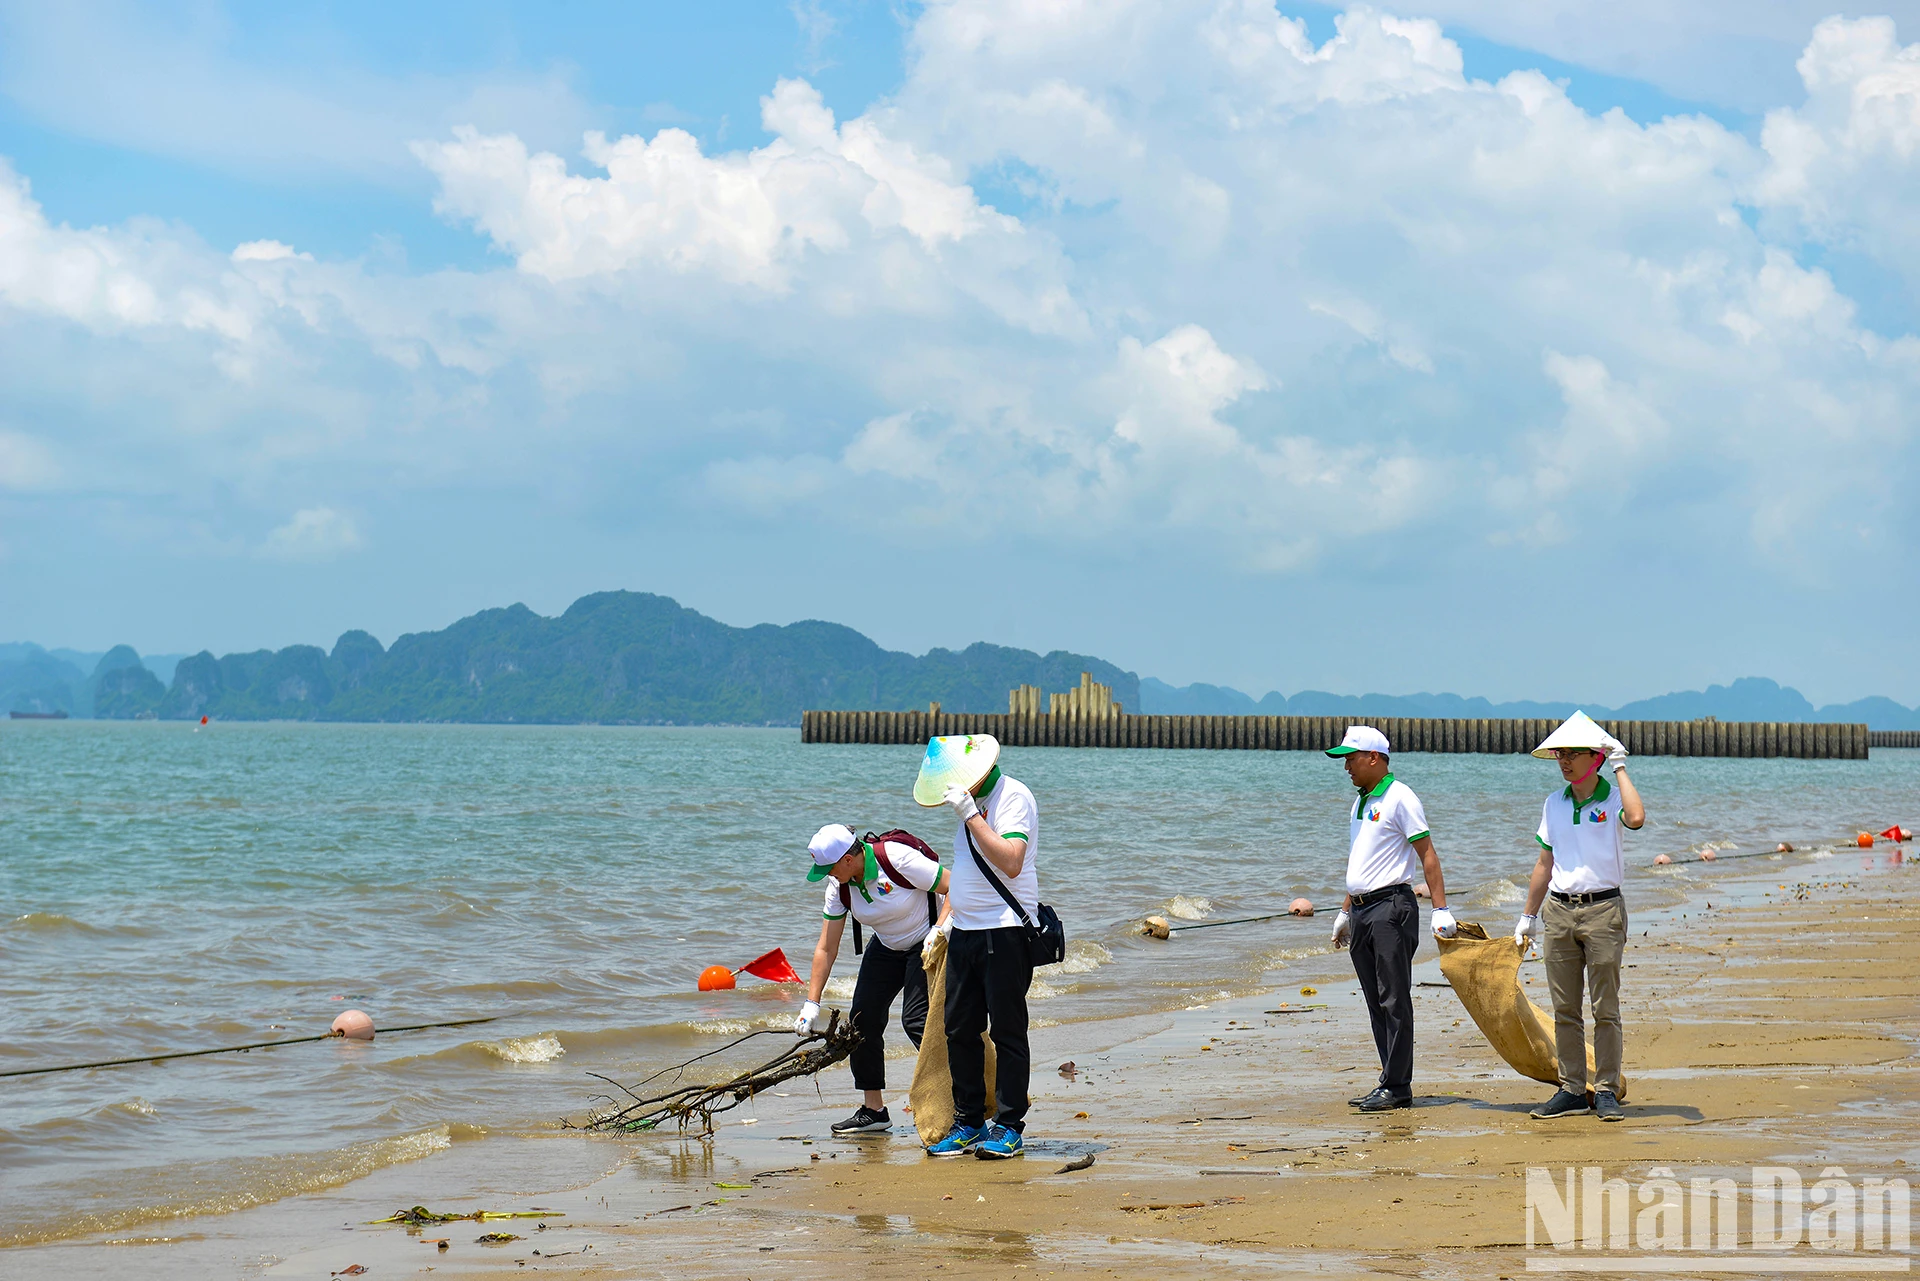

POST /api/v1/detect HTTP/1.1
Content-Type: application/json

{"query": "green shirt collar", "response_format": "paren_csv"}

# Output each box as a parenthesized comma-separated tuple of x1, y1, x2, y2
(847, 843, 881, 903)
(1354, 772, 1395, 816)
(1563, 775, 1612, 809)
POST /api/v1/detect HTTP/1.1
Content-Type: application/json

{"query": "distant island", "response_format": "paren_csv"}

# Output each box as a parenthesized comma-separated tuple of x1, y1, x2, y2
(4, 591, 1916, 728)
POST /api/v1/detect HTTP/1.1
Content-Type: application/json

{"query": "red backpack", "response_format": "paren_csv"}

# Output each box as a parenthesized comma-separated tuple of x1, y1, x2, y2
(839, 829, 942, 954)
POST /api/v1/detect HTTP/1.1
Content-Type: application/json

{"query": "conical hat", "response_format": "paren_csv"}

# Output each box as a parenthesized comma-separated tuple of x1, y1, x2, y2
(913, 734, 1000, 807)
(1533, 711, 1611, 759)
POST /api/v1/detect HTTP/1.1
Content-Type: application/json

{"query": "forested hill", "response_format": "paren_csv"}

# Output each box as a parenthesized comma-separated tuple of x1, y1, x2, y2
(57, 592, 1139, 725)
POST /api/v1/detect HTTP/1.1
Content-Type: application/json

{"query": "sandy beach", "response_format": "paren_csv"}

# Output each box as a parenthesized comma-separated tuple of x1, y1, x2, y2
(13, 838, 1915, 1279)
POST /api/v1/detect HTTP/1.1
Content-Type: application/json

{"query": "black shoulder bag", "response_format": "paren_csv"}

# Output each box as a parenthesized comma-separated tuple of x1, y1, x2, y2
(965, 828, 1066, 967)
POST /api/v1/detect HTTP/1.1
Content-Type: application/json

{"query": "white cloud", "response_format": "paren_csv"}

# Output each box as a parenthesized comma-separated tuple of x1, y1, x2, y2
(259, 507, 365, 561)
(0, 2, 1916, 612)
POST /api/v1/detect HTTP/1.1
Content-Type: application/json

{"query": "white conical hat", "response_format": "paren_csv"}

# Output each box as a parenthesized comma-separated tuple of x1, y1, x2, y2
(1533, 711, 1611, 759)
(913, 734, 1000, 807)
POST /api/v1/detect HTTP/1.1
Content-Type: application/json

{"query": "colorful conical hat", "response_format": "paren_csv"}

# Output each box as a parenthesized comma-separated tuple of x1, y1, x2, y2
(1533, 711, 1611, 759)
(913, 734, 1000, 807)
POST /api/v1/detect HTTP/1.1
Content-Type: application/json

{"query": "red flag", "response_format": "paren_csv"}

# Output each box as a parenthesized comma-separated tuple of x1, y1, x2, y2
(1882, 825, 1911, 842)
(736, 948, 802, 984)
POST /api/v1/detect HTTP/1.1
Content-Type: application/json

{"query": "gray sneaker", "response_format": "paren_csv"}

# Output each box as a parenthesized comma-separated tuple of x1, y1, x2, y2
(1594, 1091, 1624, 1122)
(1531, 1089, 1592, 1119)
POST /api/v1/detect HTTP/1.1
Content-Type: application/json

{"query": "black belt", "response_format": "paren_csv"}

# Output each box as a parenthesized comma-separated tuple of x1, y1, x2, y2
(1349, 884, 1414, 908)
(1549, 887, 1621, 905)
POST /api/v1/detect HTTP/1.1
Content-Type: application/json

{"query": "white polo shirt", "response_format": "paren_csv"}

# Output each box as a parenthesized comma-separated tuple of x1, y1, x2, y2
(1345, 773, 1430, 895)
(1536, 776, 1627, 894)
(947, 771, 1039, 930)
(822, 839, 944, 951)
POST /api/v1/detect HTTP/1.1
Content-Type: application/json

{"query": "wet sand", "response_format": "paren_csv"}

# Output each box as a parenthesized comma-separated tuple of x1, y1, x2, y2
(13, 845, 1917, 1278)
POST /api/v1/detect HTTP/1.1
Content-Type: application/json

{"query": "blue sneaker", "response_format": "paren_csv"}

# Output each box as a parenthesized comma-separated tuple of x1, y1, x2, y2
(926, 1124, 985, 1157)
(973, 1124, 1024, 1159)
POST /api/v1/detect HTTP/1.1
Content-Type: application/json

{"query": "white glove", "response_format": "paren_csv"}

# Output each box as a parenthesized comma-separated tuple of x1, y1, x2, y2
(943, 783, 981, 824)
(1330, 910, 1351, 948)
(1603, 734, 1628, 772)
(794, 1001, 820, 1035)
(921, 918, 952, 962)
(1431, 907, 1458, 939)
(1514, 913, 1541, 947)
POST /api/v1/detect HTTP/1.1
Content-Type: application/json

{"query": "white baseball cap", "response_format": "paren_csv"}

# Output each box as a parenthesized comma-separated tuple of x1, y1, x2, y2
(1326, 725, 1391, 758)
(806, 824, 857, 881)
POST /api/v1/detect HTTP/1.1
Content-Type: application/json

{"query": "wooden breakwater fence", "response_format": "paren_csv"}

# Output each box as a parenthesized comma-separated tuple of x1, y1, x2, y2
(802, 709, 1873, 758)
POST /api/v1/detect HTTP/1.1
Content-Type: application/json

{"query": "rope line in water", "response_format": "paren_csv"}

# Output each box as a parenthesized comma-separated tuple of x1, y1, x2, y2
(0, 1017, 497, 1079)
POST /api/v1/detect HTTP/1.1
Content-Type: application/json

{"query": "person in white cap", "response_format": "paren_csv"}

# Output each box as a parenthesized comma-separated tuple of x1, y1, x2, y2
(1514, 712, 1644, 1122)
(797, 824, 950, 1135)
(1325, 725, 1456, 1112)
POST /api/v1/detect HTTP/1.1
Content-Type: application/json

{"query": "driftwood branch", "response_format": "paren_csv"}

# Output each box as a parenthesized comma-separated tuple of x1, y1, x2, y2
(567, 1010, 860, 1135)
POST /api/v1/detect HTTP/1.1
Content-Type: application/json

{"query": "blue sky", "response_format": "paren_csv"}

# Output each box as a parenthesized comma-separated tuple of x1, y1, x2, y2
(3, 1, 1919, 706)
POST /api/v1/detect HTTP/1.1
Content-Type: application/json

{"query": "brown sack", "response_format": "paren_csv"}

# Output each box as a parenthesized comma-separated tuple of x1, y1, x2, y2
(1436, 922, 1624, 1101)
(908, 931, 996, 1145)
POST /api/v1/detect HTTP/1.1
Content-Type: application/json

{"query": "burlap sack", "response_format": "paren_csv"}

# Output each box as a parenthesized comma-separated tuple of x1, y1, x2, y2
(907, 931, 996, 1145)
(1436, 922, 1624, 1101)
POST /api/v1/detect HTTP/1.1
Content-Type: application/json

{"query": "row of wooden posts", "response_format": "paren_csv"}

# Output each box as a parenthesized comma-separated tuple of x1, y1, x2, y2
(1870, 730, 1920, 749)
(801, 709, 1874, 758)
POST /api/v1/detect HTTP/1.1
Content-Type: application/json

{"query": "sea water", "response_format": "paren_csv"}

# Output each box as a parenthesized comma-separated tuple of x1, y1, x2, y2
(0, 721, 1908, 1247)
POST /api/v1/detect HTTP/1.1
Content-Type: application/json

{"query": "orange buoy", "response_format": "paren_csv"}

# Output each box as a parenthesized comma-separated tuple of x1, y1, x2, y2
(1857, 832, 1875, 848)
(330, 1009, 375, 1041)
(1700, 849, 1717, 861)
(1288, 898, 1314, 917)
(697, 965, 736, 992)
(1653, 853, 1672, 865)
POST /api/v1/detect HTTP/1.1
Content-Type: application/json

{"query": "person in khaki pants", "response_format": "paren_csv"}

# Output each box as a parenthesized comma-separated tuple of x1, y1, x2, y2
(1512, 712, 1645, 1121)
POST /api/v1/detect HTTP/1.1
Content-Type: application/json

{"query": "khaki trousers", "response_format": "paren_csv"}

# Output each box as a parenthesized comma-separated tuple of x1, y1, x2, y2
(1542, 895, 1627, 1096)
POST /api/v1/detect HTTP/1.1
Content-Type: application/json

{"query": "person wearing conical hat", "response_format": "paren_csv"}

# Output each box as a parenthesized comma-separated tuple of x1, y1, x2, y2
(912, 734, 1040, 1160)
(1325, 726, 1457, 1112)
(1515, 711, 1645, 1122)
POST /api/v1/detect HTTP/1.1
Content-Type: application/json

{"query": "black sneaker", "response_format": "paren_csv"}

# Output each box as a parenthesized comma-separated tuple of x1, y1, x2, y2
(1354, 1087, 1412, 1112)
(831, 1105, 892, 1134)
(1530, 1089, 1592, 1119)
(1594, 1091, 1624, 1122)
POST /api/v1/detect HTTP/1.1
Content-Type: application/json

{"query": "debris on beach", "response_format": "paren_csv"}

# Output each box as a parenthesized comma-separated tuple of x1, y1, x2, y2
(1056, 1153, 1095, 1173)
(368, 1206, 563, 1225)
(477, 1232, 521, 1244)
(569, 1011, 860, 1134)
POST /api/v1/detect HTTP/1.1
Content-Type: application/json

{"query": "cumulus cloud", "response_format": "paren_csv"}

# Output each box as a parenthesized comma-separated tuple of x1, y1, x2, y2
(413, 78, 1084, 335)
(0, 2, 1917, 610)
(259, 507, 365, 561)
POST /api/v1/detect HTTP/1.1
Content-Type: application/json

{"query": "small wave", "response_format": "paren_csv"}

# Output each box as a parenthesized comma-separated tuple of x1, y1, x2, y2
(103, 1097, 158, 1119)
(1465, 877, 1526, 908)
(688, 1013, 790, 1036)
(7, 912, 107, 935)
(483, 1035, 565, 1064)
(823, 977, 857, 1001)
(1164, 895, 1212, 921)
(1, 1125, 457, 1247)
(1038, 939, 1113, 978)
(1028, 979, 1065, 1000)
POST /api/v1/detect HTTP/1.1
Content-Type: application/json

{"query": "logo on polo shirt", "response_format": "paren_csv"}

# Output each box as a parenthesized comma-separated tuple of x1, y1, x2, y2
(1368, 805, 1383, 822)
(1590, 810, 1608, 824)
(876, 879, 896, 895)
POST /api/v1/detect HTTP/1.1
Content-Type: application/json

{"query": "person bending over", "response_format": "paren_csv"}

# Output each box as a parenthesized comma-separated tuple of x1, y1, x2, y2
(796, 823, 949, 1135)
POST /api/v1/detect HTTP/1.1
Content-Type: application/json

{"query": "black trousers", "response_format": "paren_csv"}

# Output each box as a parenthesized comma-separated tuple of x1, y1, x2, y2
(847, 936, 928, 1092)
(1349, 885, 1419, 1094)
(944, 925, 1034, 1132)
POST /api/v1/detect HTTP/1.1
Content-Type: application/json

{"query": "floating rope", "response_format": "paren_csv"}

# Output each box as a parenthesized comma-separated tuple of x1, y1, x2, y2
(0, 1017, 496, 1079)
